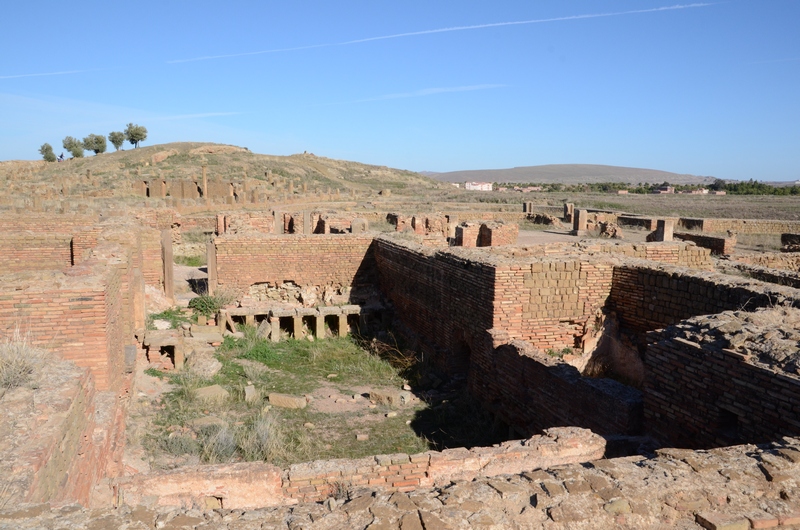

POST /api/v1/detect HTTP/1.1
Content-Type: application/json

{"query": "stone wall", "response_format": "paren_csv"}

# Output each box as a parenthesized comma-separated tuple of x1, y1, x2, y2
(0, 232, 73, 271)
(608, 261, 799, 334)
(646, 332, 800, 449)
(474, 336, 642, 437)
(113, 427, 605, 509)
(679, 217, 800, 234)
(674, 231, 736, 255)
(733, 252, 800, 272)
(212, 234, 377, 294)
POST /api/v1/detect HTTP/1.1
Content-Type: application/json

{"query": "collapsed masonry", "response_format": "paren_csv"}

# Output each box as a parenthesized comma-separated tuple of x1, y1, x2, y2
(3, 208, 800, 514)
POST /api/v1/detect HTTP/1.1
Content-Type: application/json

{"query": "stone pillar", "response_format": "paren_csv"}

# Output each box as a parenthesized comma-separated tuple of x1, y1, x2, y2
(161, 229, 174, 303)
(288, 181, 294, 194)
(274, 211, 284, 234)
(216, 214, 225, 235)
(303, 210, 311, 235)
(202, 165, 208, 202)
(337, 314, 348, 337)
(564, 203, 575, 223)
(269, 316, 280, 343)
(447, 215, 459, 239)
(206, 241, 217, 296)
(351, 218, 368, 234)
(655, 219, 674, 242)
(314, 312, 325, 339)
(292, 315, 304, 339)
(302, 182, 308, 193)
(571, 209, 588, 236)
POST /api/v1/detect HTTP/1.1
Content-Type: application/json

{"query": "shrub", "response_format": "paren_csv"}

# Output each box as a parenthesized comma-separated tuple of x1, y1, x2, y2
(188, 292, 235, 317)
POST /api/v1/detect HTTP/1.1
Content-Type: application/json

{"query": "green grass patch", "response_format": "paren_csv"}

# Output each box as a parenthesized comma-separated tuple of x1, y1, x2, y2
(147, 308, 192, 330)
(174, 255, 206, 267)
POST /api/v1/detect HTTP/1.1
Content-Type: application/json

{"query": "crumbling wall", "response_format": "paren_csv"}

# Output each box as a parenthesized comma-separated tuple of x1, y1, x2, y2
(733, 252, 800, 272)
(493, 259, 614, 351)
(212, 234, 376, 295)
(646, 326, 800, 448)
(114, 427, 604, 508)
(674, 231, 736, 255)
(608, 261, 800, 334)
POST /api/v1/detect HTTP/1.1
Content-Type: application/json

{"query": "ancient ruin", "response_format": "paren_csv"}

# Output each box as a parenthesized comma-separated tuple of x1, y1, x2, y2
(1, 144, 799, 529)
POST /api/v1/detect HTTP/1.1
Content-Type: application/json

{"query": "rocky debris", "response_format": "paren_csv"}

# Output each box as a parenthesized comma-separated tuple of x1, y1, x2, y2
(369, 388, 402, 407)
(195, 385, 229, 403)
(661, 307, 800, 374)
(598, 221, 624, 239)
(527, 213, 563, 227)
(268, 393, 307, 409)
(5, 436, 800, 529)
(185, 346, 222, 378)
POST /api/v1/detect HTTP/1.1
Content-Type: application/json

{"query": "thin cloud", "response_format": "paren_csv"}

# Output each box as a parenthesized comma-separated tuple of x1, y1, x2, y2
(0, 68, 103, 80)
(168, 3, 715, 64)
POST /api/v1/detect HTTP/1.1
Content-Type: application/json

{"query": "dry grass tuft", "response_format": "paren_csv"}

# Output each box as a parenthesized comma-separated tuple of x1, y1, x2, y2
(0, 326, 46, 391)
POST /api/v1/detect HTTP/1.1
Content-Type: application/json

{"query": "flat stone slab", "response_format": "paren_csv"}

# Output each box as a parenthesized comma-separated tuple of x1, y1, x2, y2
(340, 305, 362, 315)
(189, 331, 225, 344)
(268, 393, 307, 409)
(143, 330, 183, 347)
(195, 385, 229, 403)
(244, 385, 260, 403)
(370, 389, 402, 407)
(317, 306, 342, 315)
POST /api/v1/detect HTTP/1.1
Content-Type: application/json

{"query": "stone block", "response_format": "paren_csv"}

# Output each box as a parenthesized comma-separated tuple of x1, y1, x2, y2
(269, 393, 308, 409)
(196, 385, 230, 403)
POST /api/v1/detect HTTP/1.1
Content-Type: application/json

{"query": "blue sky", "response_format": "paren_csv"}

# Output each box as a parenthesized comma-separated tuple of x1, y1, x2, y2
(1, 1, 798, 180)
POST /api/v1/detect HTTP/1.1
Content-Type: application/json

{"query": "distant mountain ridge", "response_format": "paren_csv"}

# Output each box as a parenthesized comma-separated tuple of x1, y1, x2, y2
(424, 164, 715, 186)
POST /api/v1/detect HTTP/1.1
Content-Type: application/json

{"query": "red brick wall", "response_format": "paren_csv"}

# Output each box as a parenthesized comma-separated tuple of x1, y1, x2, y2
(674, 232, 736, 255)
(646, 333, 800, 448)
(0, 233, 72, 271)
(213, 234, 376, 293)
(609, 263, 792, 334)
(493, 260, 614, 351)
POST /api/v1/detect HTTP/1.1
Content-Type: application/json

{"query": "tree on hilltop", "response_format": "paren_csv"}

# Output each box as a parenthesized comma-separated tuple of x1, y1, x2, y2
(124, 123, 147, 148)
(83, 134, 107, 155)
(39, 143, 56, 162)
(109, 131, 125, 151)
(62, 136, 84, 158)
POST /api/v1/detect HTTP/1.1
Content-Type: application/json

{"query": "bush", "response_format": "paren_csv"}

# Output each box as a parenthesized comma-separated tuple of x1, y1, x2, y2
(188, 293, 234, 317)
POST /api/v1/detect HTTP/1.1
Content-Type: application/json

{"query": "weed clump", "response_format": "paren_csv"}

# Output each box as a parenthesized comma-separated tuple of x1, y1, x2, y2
(0, 327, 45, 391)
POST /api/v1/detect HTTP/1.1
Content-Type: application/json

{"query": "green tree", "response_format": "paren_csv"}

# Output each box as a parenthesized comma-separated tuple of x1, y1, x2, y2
(124, 123, 147, 148)
(62, 136, 84, 158)
(108, 131, 125, 151)
(39, 143, 56, 162)
(82, 134, 107, 155)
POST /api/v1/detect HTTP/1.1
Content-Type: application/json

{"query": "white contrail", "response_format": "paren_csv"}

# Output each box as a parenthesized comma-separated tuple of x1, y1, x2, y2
(168, 3, 714, 64)
(0, 69, 99, 80)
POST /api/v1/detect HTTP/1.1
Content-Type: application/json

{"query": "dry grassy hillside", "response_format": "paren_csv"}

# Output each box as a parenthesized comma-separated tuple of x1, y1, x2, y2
(0, 142, 442, 197)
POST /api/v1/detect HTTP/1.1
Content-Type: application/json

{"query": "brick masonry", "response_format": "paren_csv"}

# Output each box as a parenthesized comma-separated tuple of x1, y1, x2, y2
(679, 217, 800, 234)
(212, 234, 376, 294)
(645, 333, 800, 448)
(674, 231, 736, 255)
